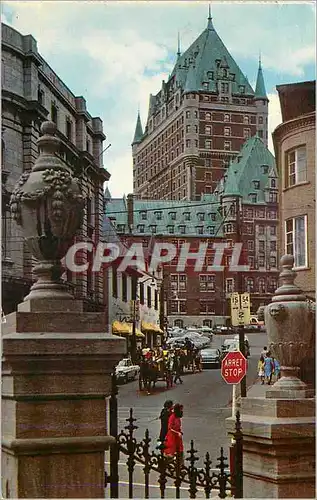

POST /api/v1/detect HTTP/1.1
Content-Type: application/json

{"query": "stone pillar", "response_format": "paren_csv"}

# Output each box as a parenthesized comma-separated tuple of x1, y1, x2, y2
(2, 122, 126, 498)
(226, 255, 315, 498)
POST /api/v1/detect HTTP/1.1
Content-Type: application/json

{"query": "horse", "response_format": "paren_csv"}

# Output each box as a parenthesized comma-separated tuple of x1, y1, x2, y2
(139, 359, 159, 394)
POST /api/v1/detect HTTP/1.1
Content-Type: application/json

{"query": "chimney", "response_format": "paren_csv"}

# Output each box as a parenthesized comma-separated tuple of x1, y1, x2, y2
(127, 193, 134, 232)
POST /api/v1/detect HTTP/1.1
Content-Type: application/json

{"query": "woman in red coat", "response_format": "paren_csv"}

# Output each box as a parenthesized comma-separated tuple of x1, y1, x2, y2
(163, 404, 184, 459)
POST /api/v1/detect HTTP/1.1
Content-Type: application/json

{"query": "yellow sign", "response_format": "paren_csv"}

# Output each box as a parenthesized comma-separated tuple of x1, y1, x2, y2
(230, 293, 250, 326)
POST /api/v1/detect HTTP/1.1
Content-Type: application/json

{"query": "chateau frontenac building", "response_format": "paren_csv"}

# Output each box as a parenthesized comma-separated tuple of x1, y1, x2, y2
(132, 13, 269, 201)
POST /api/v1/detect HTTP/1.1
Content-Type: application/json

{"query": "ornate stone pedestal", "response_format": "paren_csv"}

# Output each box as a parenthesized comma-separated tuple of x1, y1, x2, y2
(2, 298, 126, 498)
(227, 394, 315, 498)
(226, 255, 315, 498)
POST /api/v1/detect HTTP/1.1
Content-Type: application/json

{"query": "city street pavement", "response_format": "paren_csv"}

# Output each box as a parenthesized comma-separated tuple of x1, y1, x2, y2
(105, 331, 268, 498)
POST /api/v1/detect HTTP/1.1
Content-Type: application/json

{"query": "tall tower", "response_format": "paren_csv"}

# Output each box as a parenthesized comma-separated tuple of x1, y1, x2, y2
(132, 13, 269, 201)
(254, 55, 269, 147)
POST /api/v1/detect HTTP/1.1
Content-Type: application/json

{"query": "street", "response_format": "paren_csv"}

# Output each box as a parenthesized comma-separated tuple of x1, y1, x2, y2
(105, 331, 267, 498)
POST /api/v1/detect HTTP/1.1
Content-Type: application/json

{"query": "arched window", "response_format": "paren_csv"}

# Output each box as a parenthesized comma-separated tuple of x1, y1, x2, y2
(258, 278, 266, 293)
(205, 112, 211, 121)
(174, 319, 183, 328)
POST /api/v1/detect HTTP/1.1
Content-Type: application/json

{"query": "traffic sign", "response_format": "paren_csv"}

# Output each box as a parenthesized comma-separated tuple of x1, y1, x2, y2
(230, 292, 250, 326)
(221, 350, 247, 384)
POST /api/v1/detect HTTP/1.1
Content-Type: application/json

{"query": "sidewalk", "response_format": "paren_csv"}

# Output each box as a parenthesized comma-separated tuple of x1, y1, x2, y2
(246, 379, 270, 398)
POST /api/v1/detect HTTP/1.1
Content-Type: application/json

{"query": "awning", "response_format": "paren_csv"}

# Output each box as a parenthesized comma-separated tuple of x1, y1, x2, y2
(141, 321, 164, 334)
(127, 324, 145, 338)
(112, 321, 130, 335)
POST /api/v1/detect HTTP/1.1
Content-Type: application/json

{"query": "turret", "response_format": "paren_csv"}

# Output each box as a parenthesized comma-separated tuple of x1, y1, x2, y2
(131, 111, 143, 147)
(254, 55, 269, 147)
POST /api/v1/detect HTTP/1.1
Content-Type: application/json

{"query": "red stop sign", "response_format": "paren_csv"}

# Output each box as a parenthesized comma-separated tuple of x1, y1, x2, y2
(221, 351, 247, 384)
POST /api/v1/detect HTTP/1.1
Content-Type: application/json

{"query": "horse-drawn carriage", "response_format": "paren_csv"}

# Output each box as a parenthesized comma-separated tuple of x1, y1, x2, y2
(178, 347, 203, 374)
(139, 356, 174, 393)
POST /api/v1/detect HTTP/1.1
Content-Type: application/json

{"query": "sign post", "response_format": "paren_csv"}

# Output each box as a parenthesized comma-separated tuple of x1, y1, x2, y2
(221, 350, 248, 416)
(230, 292, 250, 398)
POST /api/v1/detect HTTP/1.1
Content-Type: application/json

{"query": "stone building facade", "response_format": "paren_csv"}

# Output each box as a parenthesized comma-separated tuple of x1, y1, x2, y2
(273, 80, 315, 298)
(1, 23, 109, 313)
(132, 14, 269, 202)
(106, 135, 279, 328)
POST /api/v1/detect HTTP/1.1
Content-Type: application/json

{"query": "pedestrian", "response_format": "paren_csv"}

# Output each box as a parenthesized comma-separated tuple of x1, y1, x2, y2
(272, 357, 281, 381)
(173, 351, 183, 384)
(264, 351, 274, 385)
(258, 355, 265, 385)
(261, 346, 268, 357)
(157, 400, 174, 449)
(163, 403, 184, 463)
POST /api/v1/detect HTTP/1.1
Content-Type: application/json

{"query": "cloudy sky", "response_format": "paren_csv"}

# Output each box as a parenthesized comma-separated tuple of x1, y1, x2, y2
(2, 1, 315, 198)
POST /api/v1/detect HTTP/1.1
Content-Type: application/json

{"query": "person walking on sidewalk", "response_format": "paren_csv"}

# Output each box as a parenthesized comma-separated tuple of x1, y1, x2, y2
(163, 403, 184, 464)
(272, 357, 281, 381)
(264, 351, 274, 384)
(157, 400, 173, 449)
(261, 346, 268, 357)
(173, 351, 183, 384)
(258, 355, 265, 384)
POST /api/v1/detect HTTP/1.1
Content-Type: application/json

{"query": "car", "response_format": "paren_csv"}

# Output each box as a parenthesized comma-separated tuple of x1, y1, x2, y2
(234, 334, 249, 343)
(221, 338, 239, 357)
(200, 348, 221, 368)
(115, 358, 140, 384)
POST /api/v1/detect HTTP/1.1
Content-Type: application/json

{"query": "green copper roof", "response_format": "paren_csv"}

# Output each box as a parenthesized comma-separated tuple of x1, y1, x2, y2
(255, 60, 268, 100)
(221, 135, 277, 204)
(171, 17, 254, 95)
(184, 62, 198, 93)
(132, 112, 143, 145)
(104, 186, 112, 201)
(222, 168, 242, 198)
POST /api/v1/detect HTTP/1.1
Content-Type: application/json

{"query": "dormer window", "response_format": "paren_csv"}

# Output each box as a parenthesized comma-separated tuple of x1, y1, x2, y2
(196, 226, 204, 235)
(179, 225, 186, 234)
(183, 212, 190, 221)
(209, 213, 216, 221)
(140, 211, 147, 220)
(249, 194, 257, 203)
(239, 85, 245, 94)
(117, 224, 125, 232)
(150, 225, 156, 234)
(167, 225, 174, 234)
(271, 178, 276, 188)
(208, 226, 215, 235)
(253, 181, 260, 189)
(262, 165, 269, 174)
(169, 212, 176, 220)
(197, 213, 205, 222)
(223, 69, 228, 78)
(138, 225, 145, 233)
(155, 211, 162, 220)
(207, 71, 213, 79)
(221, 82, 229, 93)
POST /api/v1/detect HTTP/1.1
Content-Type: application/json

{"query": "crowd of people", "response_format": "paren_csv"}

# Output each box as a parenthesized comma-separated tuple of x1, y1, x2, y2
(257, 346, 281, 385)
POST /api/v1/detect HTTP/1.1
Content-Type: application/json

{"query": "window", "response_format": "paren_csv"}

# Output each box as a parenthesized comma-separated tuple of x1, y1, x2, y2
(154, 290, 158, 310)
(257, 209, 265, 218)
(245, 208, 253, 219)
(271, 178, 276, 188)
(253, 181, 260, 190)
(259, 116, 263, 124)
(259, 241, 265, 252)
(258, 278, 266, 294)
(243, 116, 249, 124)
(269, 210, 277, 219)
(169, 212, 176, 220)
(186, 139, 191, 147)
(270, 226, 276, 236)
(138, 225, 145, 233)
(208, 226, 215, 235)
(248, 240, 254, 251)
(183, 212, 190, 221)
(226, 223, 233, 233)
(248, 256, 254, 268)
(224, 141, 231, 151)
(205, 125, 212, 135)
(268, 278, 277, 293)
(221, 83, 229, 93)
(51, 103, 58, 124)
(140, 211, 147, 220)
(147, 286, 152, 308)
(258, 130, 263, 138)
(243, 128, 250, 139)
(179, 225, 186, 234)
(200, 274, 215, 291)
(209, 213, 216, 221)
(200, 301, 215, 314)
(112, 267, 118, 298)
(239, 86, 245, 94)
(117, 224, 125, 232)
(38, 87, 44, 105)
(186, 111, 190, 118)
(186, 125, 190, 133)
(245, 277, 254, 292)
(205, 112, 211, 121)
(224, 113, 230, 122)
(286, 146, 307, 186)
(155, 211, 162, 220)
(270, 256, 277, 268)
(246, 224, 253, 234)
(168, 225, 174, 234)
(226, 278, 234, 293)
(139, 283, 144, 304)
(258, 256, 265, 267)
(122, 274, 127, 302)
(249, 194, 257, 203)
(196, 226, 203, 234)
(270, 241, 277, 252)
(197, 213, 205, 222)
(179, 300, 187, 313)
(224, 127, 231, 136)
(65, 119, 72, 141)
(269, 192, 277, 203)
(174, 319, 184, 328)
(205, 140, 212, 149)
(150, 225, 157, 234)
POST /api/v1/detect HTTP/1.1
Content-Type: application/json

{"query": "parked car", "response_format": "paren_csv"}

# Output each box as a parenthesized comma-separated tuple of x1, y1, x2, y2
(115, 358, 140, 384)
(200, 348, 221, 369)
(220, 326, 235, 335)
(221, 338, 239, 357)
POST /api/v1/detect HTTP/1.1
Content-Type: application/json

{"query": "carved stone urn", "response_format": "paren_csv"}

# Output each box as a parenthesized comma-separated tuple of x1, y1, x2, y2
(264, 254, 315, 398)
(10, 121, 85, 300)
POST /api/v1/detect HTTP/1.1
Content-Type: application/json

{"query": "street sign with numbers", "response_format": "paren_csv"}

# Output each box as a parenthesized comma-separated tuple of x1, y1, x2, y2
(230, 293, 251, 326)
